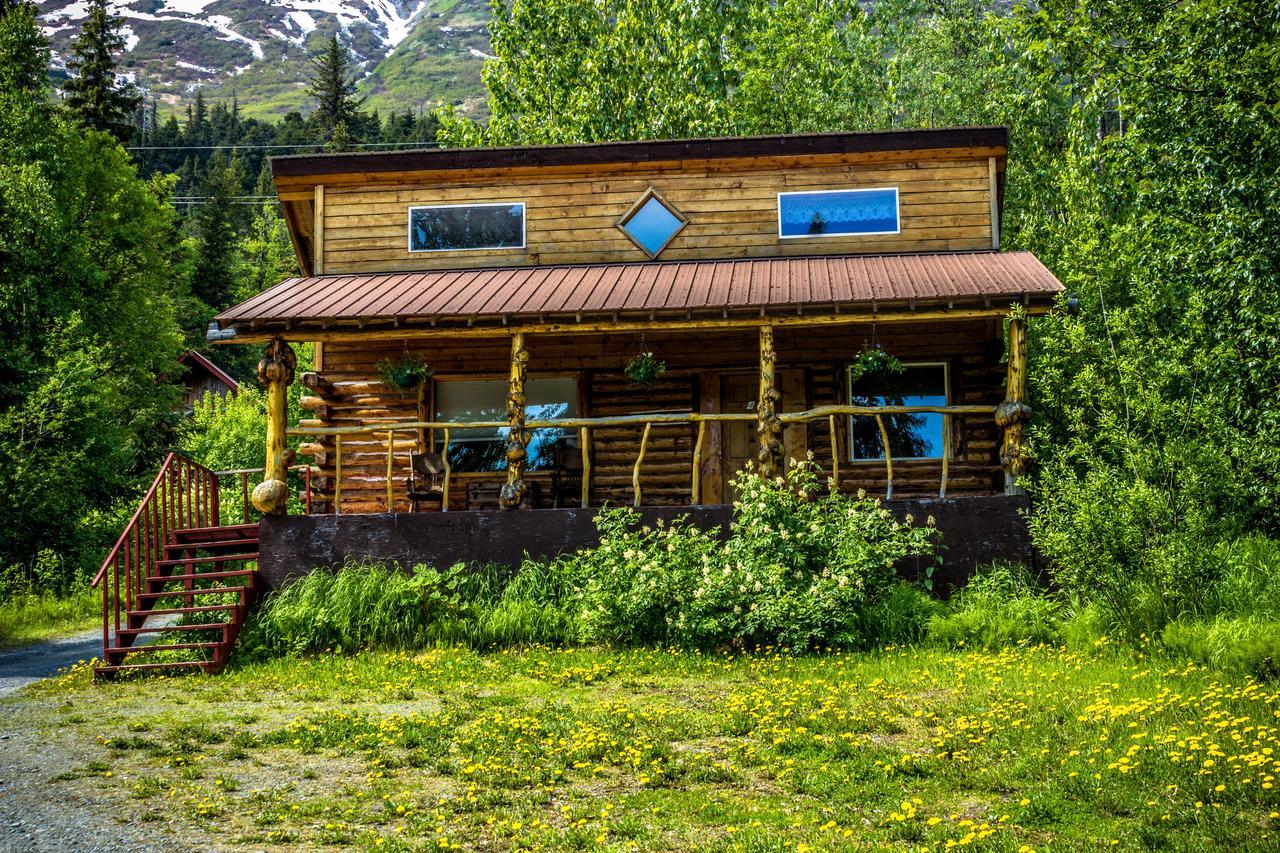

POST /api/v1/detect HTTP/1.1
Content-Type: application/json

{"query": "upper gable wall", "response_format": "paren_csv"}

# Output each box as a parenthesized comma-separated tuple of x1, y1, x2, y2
(284, 147, 1003, 276)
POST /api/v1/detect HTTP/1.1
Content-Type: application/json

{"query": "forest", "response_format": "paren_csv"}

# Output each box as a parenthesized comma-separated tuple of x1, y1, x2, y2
(1, 0, 1279, 659)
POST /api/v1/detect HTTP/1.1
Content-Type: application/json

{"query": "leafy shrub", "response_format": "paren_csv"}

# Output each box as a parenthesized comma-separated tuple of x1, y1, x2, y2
(928, 562, 1063, 648)
(243, 560, 575, 656)
(1162, 616, 1280, 678)
(567, 458, 939, 649)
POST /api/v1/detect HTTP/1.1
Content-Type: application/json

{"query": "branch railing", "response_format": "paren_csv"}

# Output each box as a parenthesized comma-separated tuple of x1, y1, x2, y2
(289, 404, 995, 512)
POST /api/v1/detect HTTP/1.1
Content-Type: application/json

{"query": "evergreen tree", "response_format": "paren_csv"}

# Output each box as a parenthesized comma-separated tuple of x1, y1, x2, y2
(61, 0, 140, 142)
(188, 150, 247, 311)
(306, 32, 364, 143)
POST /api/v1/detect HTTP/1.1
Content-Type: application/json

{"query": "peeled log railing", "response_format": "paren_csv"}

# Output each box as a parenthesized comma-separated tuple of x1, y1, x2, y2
(289, 404, 995, 512)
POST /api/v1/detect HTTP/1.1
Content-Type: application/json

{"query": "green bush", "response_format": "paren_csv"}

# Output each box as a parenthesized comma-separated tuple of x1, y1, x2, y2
(928, 562, 1063, 648)
(242, 559, 575, 656)
(1162, 616, 1280, 678)
(566, 459, 939, 649)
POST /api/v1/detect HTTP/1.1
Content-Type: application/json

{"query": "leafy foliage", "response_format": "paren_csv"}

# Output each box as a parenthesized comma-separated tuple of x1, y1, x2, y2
(622, 351, 665, 387)
(556, 459, 938, 649)
(375, 353, 434, 392)
(0, 4, 184, 590)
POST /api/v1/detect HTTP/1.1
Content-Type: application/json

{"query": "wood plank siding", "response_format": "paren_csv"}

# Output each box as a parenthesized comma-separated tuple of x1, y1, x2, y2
(313, 155, 996, 274)
(299, 320, 1005, 514)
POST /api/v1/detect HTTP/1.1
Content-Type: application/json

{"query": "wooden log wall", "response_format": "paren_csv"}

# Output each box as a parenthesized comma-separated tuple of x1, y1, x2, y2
(303, 318, 1005, 513)
(314, 154, 996, 274)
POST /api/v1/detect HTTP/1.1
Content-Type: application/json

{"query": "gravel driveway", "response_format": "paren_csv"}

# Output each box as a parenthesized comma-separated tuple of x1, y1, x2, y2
(0, 630, 102, 698)
(0, 633, 179, 851)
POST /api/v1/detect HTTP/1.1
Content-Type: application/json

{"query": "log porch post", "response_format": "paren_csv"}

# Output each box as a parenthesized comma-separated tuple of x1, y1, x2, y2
(251, 338, 297, 515)
(499, 332, 530, 510)
(996, 313, 1032, 495)
(756, 324, 783, 478)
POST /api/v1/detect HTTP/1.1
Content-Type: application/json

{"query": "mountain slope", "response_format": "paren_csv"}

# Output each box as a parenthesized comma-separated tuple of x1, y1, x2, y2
(37, 0, 492, 118)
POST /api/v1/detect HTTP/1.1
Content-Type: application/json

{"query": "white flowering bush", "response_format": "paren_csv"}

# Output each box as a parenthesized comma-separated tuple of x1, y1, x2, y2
(566, 457, 939, 649)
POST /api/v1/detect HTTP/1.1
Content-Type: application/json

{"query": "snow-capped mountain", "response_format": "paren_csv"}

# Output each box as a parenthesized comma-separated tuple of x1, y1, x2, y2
(37, 1, 492, 117)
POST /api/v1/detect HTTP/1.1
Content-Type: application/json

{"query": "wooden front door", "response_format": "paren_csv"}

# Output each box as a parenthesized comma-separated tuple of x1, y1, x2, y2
(720, 374, 757, 499)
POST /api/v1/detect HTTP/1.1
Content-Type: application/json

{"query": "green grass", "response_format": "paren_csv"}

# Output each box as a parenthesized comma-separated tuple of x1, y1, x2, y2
(0, 586, 100, 648)
(11, 644, 1280, 850)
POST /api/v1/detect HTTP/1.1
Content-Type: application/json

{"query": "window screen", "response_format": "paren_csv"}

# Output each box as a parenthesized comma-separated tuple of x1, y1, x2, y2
(778, 188, 900, 238)
(848, 363, 948, 460)
(434, 377, 578, 472)
(409, 203, 525, 252)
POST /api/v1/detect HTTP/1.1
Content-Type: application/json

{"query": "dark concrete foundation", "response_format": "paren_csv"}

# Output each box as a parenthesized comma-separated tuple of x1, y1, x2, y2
(258, 496, 1033, 592)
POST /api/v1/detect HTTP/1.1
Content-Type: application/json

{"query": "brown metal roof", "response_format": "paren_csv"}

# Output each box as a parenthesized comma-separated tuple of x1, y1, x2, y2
(271, 126, 1008, 180)
(215, 251, 1063, 335)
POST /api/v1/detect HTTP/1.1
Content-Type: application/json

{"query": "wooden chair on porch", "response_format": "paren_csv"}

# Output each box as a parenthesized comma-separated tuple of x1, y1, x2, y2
(407, 451, 446, 512)
(550, 437, 584, 507)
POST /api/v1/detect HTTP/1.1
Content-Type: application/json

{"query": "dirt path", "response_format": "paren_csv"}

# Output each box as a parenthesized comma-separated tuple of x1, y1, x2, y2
(0, 630, 102, 698)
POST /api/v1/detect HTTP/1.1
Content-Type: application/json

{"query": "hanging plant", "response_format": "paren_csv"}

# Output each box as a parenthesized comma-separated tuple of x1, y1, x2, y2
(848, 346, 904, 384)
(377, 354, 434, 393)
(624, 351, 667, 387)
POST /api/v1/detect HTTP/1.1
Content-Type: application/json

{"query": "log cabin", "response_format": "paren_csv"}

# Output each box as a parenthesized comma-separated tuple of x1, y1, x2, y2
(93, 127, 1064, 676)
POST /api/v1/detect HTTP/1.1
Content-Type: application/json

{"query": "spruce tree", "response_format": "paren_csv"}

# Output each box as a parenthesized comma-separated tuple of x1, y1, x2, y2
(61, 0, 140, 142)
(306, 32, 364, 143)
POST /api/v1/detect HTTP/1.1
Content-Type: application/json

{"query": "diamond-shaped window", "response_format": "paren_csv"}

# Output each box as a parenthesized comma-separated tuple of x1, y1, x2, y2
(617, 189, 688, 258)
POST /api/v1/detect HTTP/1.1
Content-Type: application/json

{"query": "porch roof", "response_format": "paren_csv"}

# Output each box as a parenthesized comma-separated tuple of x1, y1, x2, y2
(213, 251, 1064, 340)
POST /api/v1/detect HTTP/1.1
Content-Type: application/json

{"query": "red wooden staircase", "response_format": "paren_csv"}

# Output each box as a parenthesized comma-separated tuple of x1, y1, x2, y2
(92, 454, 261, 678)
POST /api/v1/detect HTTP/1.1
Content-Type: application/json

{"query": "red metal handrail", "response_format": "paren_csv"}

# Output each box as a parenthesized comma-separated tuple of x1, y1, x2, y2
(92, 453, 221, 660)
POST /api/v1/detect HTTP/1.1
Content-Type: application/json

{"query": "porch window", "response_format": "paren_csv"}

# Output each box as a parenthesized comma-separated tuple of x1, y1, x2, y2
(408, 202, 525, 252)
(778, 187, 900, 238)
(434, 377, 578, 472)
(848, 363, 948, 461)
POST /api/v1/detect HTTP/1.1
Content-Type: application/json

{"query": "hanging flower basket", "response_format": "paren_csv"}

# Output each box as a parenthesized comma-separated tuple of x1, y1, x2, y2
(624, 351, 667, 387)
(376, 354, 434, 394)
(848, 346, 904, 384)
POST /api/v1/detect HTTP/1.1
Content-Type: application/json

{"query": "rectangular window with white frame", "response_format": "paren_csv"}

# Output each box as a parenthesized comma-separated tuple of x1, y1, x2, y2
(433, 377, 578, 472)
(408, 202, 526, 252)
(778, 187, 900, 239)
(847, 362, 949, 461)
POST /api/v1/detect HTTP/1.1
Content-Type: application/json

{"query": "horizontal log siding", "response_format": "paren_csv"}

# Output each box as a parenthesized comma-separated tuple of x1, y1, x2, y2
(304, 319, 1004, 512)
(320, 157, 994, 273)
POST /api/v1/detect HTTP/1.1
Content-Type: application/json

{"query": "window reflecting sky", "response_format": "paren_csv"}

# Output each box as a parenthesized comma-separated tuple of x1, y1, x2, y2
(622, 196, 684, 255)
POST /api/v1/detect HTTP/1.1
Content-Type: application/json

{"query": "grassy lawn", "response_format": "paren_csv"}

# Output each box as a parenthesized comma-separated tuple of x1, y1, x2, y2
(0, 586, 100, 648)
(9, 644, 1280, 851)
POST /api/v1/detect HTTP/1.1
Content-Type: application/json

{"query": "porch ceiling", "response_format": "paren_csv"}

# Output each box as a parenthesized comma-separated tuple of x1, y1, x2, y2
(213, 251, 1064, 340)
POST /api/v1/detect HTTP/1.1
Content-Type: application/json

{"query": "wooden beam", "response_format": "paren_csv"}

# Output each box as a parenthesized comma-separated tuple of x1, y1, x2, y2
(499, 333, 529, 510)
(312, 185, 325, 275)
(988, 157, 1000, 250)
(756, 325, 782, 478)
(218, 304, 1055, 345)
(875, 414, 894, 500)
(579, 426, 591, 508)
(385, 429, 395, 512)
(442, 428, 451, 511)
(692, 420, 706, 505)
(250, 339, 296, 515)
(334, 434, 342, 513)
(633, 422, 652, 507)
(829, 414, 840, 492)
(996, 313, 1031, 494)
(699, 375, 723, 505)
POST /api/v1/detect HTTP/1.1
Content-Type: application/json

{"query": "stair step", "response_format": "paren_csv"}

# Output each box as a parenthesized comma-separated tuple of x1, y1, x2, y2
(173, 523, 259, 537)
(107, 641, 219, 654)
(138, 585, 250, 601)
(147, 569, 256, 584)
(163, 540, 259, 557)
(129, 604, 240, 618)
(96, 661, 209, 674)
(119, 622, 229, 636)
(155, 552, 258, 567)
